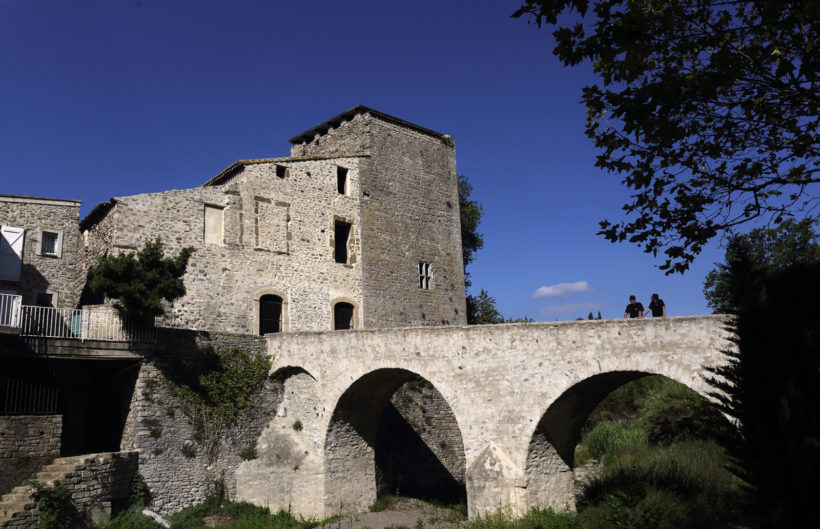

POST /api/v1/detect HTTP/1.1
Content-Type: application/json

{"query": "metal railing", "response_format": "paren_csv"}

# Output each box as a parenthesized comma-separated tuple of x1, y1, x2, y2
(0, 293, 22, 327)
(0, 294, 155, 342)
(1, 378, 60, 415)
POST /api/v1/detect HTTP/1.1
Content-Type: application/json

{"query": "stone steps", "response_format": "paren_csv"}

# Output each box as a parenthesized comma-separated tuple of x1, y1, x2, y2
(0, 453, 111, 527)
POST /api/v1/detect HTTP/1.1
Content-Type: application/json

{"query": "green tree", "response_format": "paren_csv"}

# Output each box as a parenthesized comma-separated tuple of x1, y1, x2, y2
(88, 237, 195, 323)
(466, 289, 504, 324)
(513, 1, 819, 273)
(705, 247, 820, 527)
(703, 219, 820, 313)
(459, 173, 484, 290)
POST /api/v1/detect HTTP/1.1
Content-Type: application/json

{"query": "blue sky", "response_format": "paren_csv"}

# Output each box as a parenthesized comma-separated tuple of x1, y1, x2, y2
(0, 0, 727, 320)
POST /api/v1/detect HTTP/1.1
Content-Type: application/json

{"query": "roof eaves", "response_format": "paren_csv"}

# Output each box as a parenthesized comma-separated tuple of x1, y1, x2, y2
(79, 199, 117, 232)
(288, 105, 446, 145)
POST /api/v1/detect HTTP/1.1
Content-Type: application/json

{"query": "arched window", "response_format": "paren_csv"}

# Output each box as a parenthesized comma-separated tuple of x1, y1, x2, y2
(259, 294, 283, 335)
(333, 302, 355, 330)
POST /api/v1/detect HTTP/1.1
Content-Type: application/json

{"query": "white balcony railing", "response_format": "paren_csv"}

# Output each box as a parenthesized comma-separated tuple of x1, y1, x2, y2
(0, 294, 155, 342)
(0, 293, 22, 327)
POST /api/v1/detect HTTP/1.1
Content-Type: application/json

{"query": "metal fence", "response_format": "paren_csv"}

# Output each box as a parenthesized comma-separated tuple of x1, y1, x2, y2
(1, 378, 60, 415)
(0, 294, 155, 342)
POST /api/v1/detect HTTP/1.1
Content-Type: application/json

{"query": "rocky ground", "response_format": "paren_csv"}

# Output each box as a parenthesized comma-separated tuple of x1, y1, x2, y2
(318, 497, 467, 529)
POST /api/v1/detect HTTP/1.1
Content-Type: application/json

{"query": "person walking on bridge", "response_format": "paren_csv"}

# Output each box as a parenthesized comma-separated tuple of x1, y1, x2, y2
(644, 293, 666, 317)
(624, 295, 644, 319)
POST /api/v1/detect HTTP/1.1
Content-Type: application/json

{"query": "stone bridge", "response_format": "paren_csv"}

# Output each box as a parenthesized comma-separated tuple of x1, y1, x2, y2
(234, 315, 732, 518)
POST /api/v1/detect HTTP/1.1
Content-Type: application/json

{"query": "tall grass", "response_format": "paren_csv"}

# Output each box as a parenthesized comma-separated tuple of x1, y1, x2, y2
(463, 508, 579, 529)
(572, 376, 747, 529)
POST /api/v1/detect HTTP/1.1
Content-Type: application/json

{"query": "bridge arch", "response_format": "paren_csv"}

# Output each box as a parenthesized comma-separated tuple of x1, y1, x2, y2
(323, 368, 467, 514)
(524, 369, 722, 511)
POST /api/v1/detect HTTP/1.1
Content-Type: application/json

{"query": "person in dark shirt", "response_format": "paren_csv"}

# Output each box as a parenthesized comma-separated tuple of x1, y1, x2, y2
(623, 295, 644, 318)
(644, 293, 666, 317)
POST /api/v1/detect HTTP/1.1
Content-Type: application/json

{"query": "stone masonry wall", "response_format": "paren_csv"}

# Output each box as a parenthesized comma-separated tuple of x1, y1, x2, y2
(0, 197, 81, 308)
(376, 381, 467, 501)
(0, 416, 61, 460)
(291, 112, 467, 328)
(80, 156, 366, 334)
(120, 328, 279, 515)
(0, 416, 61, 495)
(0, 452, 138, 529)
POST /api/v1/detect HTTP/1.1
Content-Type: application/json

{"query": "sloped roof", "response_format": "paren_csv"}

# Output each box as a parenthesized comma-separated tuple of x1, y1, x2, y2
(288, 105, 446, 145)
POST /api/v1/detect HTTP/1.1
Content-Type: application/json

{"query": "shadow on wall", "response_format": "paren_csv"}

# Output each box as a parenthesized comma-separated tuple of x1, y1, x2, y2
(375, 401, 466, 504)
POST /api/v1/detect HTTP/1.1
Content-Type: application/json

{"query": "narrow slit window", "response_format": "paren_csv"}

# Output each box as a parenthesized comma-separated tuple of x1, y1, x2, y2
(337, 166, 348, 195)
(334, 221, 351, 263)
(418, 262, 432, 290)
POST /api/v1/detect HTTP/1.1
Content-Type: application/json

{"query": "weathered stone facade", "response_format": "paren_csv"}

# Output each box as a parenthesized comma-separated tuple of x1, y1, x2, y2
(0, 195, 81, 309)
(291, 108, 466, 328)
(78, 106, 467, 334)
(118, 328, 276, 514)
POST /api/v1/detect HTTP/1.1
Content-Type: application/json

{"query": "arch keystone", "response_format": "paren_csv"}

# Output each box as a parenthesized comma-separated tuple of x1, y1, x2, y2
(466, 442, 526, 518)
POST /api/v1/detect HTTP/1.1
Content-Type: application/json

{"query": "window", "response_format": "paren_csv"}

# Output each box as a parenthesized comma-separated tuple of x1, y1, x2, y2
(0, 226, 24, 281)
(276, 165, 289, 179)
(41, 232, 58, 255)
(418, 262, 432, 290)
(36, 292, 54, 307)
(204, 205, 224, 245)
(34, 229, 62, 258)
(334, 221, 351, 263)
(333, 302, 355, 330)
(259, 295, 283, 335)
(337, 166, 349, 195)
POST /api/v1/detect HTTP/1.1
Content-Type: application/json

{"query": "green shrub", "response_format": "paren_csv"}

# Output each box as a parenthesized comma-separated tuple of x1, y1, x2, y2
(32, 481, 80, 529)
(578, 441, 745, 529)
(639, 382, 729, 446)
(369, 494, 399, 512)
(292, 420, 303, 432)
(177, 346, 271, 461)
(578, 421, 647, 463)
(239, 441, 258, 461)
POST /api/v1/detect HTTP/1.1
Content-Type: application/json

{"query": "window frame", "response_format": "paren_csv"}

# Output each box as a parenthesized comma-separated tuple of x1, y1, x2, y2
(418, 262, 432, 290)
(35, 228, 63, 258)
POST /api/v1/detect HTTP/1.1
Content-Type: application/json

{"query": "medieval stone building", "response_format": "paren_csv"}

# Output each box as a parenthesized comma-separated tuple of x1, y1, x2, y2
(78, 106, 467, 334)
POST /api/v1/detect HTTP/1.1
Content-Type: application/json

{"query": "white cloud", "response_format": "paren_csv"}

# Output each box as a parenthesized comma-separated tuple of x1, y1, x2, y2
(532, 281, 591, 299)
(538, 302, 607, 316)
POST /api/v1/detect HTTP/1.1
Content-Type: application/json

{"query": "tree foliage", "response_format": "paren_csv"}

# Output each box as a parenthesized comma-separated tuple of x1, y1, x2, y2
(466, 288, 504, 324)
(88, 237, 195, 323)
(459, 173, 485, 289)
(705, 248, 820, 527)
(513, 0, 819, 273)
(178, 346, 271, 461)
(703, 218, 820, 312)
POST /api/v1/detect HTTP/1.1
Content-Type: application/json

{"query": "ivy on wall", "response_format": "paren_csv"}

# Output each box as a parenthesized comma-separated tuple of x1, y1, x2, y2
(177, 346, 271, 461)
